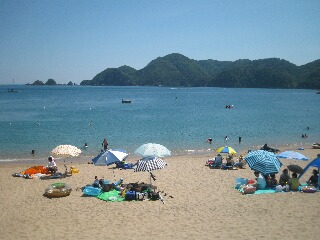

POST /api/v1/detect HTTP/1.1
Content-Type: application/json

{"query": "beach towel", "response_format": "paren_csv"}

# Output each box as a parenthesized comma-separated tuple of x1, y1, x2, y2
(96, 190, 125, 202)
(22, 166, 50, 175)
(236, 186, 278, 195)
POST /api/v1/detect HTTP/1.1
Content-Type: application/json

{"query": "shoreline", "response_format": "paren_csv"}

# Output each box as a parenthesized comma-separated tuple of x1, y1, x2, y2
(0, 141, 316, 164)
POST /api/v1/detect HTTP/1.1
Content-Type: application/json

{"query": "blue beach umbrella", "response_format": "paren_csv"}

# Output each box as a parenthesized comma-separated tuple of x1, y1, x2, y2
(276, 151, 308, 161)
(245, 150, 283, 175)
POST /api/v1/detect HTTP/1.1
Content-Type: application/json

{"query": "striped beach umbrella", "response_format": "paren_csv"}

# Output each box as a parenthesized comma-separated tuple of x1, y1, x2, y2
(276, 151, 308, 161)
(134, 156, 167, 172)
(134, 156, 167, 185)
(216, 146, 237, 155)
(245, 150, 282, 175)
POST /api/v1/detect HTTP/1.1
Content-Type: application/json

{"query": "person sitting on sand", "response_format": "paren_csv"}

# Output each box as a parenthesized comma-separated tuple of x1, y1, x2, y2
(234, 155, 245, 168)
(254, 171, 266, 190)
(267, 173, 278, 187)
(225, 155, 234, 167)
(46, 156, 57, 174)
(92, 176, 100, 188)
(289, 172, 301, 191)
(214, 154, 223, 165)
(307, 169, 319, 187)
(279, 169, 291, 186)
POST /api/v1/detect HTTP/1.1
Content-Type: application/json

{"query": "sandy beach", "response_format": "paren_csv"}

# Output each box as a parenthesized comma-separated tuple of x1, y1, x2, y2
(1, 145, 320, 240)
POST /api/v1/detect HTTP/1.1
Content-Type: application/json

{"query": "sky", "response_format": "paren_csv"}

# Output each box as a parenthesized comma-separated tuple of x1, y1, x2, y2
(0, 0, 319, 85)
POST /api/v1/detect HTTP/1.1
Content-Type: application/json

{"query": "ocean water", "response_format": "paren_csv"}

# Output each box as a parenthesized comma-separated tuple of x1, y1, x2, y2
(0, 85, 319, 161)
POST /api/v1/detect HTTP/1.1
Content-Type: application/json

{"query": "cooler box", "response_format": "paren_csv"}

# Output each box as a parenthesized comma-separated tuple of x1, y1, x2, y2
(125, 190, 136, 201)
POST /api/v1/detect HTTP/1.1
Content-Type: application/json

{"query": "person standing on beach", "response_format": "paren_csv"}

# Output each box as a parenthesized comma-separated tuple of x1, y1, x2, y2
(102, 138, 108, 151)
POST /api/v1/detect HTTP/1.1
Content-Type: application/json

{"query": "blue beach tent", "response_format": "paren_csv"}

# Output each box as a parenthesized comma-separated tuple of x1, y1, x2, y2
(92, 149, 128, 166)
(298, 157, 320, 179)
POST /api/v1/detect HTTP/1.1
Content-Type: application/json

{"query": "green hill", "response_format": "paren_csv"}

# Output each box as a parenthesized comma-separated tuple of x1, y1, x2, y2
(81, 53, 320, 89)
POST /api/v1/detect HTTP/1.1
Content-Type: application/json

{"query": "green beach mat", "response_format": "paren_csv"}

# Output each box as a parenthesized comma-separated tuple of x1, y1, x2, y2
(96, 190, 125, 202)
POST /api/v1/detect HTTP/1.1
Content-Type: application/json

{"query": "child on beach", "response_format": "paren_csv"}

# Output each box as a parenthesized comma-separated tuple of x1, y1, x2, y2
(290, 173, 300, 191)
(267, 174, 278, 187)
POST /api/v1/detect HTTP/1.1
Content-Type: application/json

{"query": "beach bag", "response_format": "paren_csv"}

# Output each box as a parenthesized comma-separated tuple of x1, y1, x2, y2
(242, 186, 256, 194)
(150, 192, 160, 200)
(102, 184, 113, 192)
(125, 190, 136, 201)
(136, 192, 147, 201)
(275, 185, 283, 192)
(235, 178, 248, 189)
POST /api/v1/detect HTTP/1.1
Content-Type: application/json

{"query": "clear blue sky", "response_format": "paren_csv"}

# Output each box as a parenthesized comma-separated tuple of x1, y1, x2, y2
(0, 0, 319, 84)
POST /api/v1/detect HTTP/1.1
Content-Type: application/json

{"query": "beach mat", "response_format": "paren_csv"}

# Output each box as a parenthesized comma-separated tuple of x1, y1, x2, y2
(236, 187, 277, 195)
(96, 190, 125, 202)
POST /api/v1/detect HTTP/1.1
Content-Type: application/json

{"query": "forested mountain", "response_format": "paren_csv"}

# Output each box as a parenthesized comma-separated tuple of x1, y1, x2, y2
(80, 53, 320, 89)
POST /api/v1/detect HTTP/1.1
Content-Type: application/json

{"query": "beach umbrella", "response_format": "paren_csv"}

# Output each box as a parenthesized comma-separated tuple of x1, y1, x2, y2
(92, 149, 128, 166)
(245, 150, 282, 175)
(287, 164, 304, 174)
(276, 151, 308, 161)
(51, 145, 82, 157)
(134, 156, 167, 184)
(134, 156, 167, 172)
(134, 143, 171, 158)
(216, 146, 237, 155)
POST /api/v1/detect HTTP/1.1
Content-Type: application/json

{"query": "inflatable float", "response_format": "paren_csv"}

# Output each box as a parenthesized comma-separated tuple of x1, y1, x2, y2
(82, 186, 101, 197)
(44, 182, 72, 198)
(301, 186, 317, 193)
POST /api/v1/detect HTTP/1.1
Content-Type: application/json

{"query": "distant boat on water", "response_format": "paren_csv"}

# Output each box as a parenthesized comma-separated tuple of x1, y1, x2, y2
(8, 89, 19, 93)
(122, 99, 131, 103)
(8, 79, 19, 93)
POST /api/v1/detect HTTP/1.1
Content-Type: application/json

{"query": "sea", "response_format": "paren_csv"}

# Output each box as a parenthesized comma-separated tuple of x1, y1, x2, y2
(0, 85, 319, 162)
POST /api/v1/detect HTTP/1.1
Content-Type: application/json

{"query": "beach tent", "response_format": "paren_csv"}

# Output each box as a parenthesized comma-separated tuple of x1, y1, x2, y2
(92, 149, 128, 166)
(298, 157, 320, 179)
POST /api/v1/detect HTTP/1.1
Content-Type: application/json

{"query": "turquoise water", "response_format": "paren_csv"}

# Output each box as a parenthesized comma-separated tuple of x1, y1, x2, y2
(0, 85, 319, 161)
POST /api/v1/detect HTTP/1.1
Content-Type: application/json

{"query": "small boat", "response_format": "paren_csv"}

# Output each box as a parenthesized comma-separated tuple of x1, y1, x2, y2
(312, 143, 320, 149)
(8, 89, 18, 93)
(122, 99, 131, 103)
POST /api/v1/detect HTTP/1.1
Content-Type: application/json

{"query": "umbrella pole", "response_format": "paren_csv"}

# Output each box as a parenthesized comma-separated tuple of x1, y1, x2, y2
(149, 172, 152, 185)
(113, 169, 117, 181)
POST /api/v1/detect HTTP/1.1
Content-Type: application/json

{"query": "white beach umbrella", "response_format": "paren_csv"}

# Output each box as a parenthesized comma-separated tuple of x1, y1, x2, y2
(134, 143, 171, 158)
(51, 145, 82, 157)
